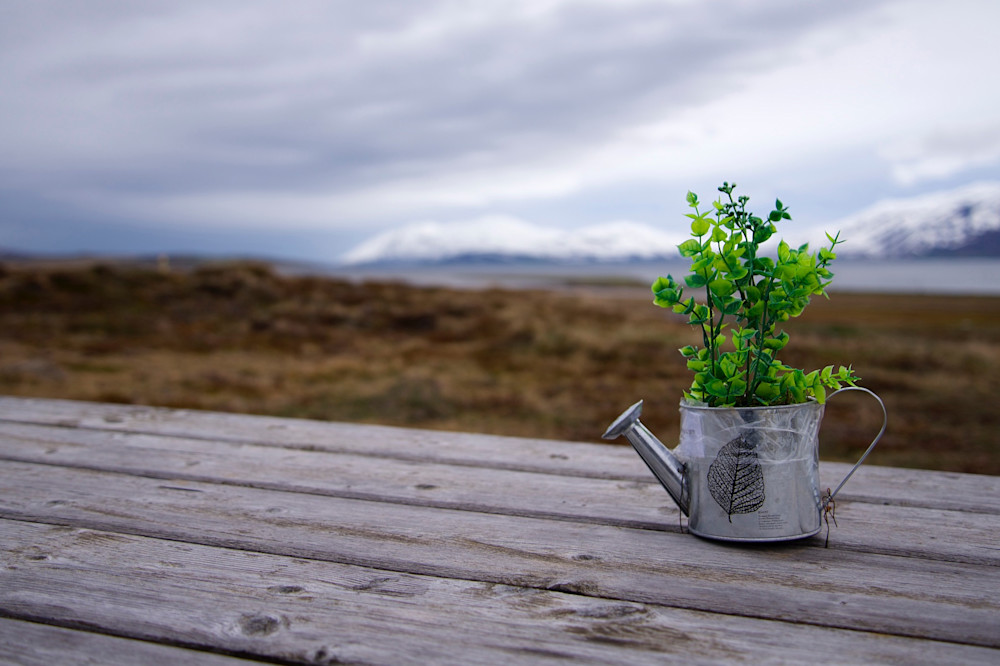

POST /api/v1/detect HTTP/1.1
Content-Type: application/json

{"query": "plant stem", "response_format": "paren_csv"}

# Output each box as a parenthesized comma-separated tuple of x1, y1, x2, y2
(746, 274, 777, 403)
(705, 281, 718, 377)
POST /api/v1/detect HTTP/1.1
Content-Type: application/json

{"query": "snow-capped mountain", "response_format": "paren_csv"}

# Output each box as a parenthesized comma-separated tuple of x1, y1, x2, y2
(819, 182, 1000, 257)
(339, 182, 1000, 265)
(340, 215, 685, 265)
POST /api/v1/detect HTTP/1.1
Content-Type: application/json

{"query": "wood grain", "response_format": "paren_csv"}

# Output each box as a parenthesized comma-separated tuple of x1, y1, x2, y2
(0, 618, 252, 666)
(3, 521, 997, 666)
(2, 461, 997, 647)
(0, 421, 996, 566)
(2, 397, 999, 664)
(2, 396, 998, 513)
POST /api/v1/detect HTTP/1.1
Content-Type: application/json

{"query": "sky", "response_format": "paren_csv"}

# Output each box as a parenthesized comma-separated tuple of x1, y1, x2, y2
(2, 0, 1000, 263)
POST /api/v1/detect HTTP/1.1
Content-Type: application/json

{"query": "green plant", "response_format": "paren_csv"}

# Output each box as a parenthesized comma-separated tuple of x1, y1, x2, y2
(652, 182, 858, 407)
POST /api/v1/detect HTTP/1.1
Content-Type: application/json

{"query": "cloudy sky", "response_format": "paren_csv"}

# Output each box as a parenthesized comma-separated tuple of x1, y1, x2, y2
(2, 0, 999, 262)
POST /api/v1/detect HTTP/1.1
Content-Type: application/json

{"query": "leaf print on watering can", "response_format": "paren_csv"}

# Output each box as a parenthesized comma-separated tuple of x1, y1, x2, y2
(707, 435, 766, 522)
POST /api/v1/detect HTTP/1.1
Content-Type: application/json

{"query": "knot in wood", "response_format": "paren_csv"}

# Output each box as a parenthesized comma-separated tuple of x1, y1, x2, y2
(238, 613, 283, 637)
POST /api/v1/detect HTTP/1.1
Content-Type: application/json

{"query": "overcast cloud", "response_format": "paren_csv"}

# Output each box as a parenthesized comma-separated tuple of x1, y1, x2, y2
(2, 0, 999, 260)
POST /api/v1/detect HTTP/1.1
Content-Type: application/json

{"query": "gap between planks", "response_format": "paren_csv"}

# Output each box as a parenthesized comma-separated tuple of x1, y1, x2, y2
(3, 521, 999, 665)
(2, 425, 999, 566)
(2, 464, 998, 648)
(1, 397, 998, 514)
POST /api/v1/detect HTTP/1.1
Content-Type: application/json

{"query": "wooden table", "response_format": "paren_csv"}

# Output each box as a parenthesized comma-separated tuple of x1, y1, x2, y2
(0, 397, 998, 664)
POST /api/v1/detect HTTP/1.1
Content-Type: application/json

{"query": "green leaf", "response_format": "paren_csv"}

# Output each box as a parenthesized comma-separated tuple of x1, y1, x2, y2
(651, 277, 680, 306)
(762, 331, 789, 350)
(722, 298, 742, 315)
(686, 190, 699, 206)
(709, 279, 736, 298)
(652, 275, 672, 291)
(753, 226, 773, 244)
(727, 264, 749, 280)
(767, 298, 791, 312)
(690, 256, 714, 272)
(780, 372, 796, 393)
(711, 226, 728, 243)
(679, 345, 698, 357)
(777, 240, 790, 263)
(754, 381, 780, 403)
(705, 379, 728, 398)
(685, 273, 708, 288)
(673, 296, 697, 314)
(731, 330, 747, 350)
(653, 289, 678, 307)
(691, 218, 711, 236)
(776, 264, 797, 281)
(678, 239, 702, 257)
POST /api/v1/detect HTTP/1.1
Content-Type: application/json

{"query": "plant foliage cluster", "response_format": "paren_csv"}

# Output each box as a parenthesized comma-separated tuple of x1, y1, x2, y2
(652, 182, 858, 407)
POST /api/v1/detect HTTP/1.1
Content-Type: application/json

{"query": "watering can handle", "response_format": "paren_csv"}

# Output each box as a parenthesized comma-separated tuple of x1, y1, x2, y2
(823, 386, 887, 508)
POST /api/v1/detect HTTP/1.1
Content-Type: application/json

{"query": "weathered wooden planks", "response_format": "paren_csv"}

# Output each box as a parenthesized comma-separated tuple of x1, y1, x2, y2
(3, 521, 997, 666)
(1, 396, 998, 513)
(0, 618, 253, 666)
(0, 421, 996, 566)
(2, 461, 998, 647)
(2, 396, 999, 664)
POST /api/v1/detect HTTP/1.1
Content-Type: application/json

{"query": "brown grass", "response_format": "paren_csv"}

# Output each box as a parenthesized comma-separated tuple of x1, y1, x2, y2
(0, 260, 997, 474)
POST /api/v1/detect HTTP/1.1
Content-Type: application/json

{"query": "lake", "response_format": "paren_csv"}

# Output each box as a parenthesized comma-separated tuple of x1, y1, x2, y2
(305, 258, 1000, 295)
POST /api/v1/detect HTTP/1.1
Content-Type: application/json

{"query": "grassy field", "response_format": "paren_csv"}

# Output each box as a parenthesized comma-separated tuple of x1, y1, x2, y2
(0, 260, 997, 474)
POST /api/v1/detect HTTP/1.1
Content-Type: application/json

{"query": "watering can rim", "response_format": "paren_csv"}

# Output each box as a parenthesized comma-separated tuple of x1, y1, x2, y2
(679, 397, 824, 413)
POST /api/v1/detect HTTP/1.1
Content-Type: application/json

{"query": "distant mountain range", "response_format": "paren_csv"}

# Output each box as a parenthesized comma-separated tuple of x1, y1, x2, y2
(340, 182, 1000, 265)
(817, 181, 1000, 258)
(339, 215, 686, 265)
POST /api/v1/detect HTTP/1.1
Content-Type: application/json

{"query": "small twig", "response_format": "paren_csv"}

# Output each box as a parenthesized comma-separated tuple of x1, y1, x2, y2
(822, 487, 838, 548)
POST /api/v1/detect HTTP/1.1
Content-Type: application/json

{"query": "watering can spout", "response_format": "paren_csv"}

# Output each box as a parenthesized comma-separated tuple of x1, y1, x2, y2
(603, 400, 689, 516)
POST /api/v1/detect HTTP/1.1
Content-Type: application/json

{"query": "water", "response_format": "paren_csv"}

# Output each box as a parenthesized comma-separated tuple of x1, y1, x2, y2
(289, 258, 1000, 295)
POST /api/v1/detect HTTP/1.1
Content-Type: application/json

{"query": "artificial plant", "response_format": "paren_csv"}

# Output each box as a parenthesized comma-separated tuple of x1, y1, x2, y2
(652, 182, 858, 407)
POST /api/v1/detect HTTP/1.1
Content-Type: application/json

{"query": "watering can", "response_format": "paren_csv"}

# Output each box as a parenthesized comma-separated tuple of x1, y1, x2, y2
(602, 387, 886, 542)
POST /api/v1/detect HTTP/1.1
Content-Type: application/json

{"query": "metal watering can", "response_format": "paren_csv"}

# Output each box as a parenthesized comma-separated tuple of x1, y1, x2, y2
(603, 387, 887, 542)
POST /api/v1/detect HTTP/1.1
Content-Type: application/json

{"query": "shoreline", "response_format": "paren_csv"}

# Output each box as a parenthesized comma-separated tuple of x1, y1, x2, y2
(4, 253, 1000, 296)
(299, 258, 1000, 297)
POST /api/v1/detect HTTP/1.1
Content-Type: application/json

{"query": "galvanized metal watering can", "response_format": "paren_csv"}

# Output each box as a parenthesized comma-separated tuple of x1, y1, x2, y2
(603, 387, 886, 542)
